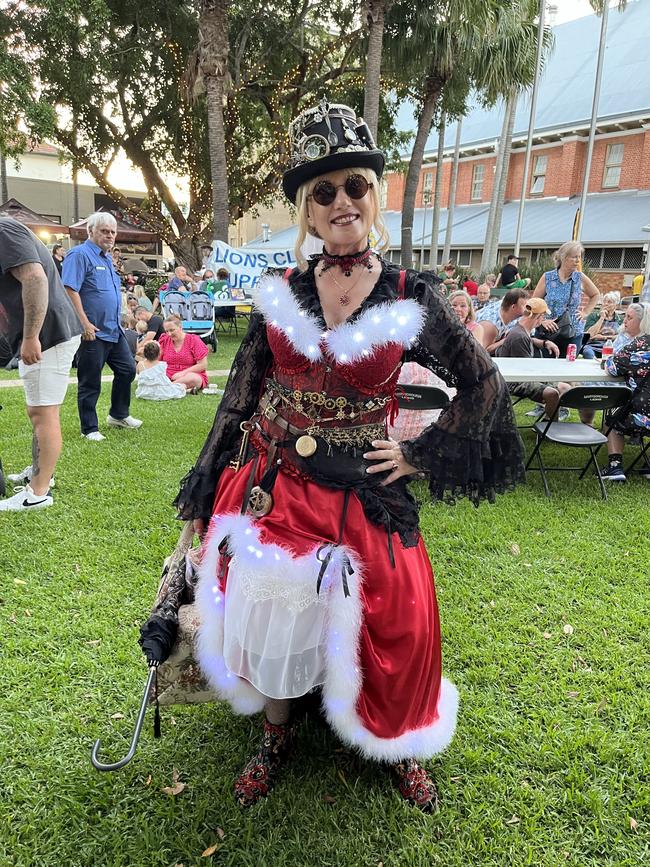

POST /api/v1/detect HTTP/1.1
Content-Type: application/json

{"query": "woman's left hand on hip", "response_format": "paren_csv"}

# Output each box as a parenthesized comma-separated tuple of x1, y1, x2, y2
(364, 438, 419, 485)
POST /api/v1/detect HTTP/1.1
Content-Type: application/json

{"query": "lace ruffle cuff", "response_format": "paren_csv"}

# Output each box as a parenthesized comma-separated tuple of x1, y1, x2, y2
(400, 425, 526, 506)
(174, 454, 235, 520)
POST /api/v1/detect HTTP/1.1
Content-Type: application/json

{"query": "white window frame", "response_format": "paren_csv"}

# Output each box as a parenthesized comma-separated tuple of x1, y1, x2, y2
(471, 164, 484, 200)
(530, 155, 548, 194)
(602, 143, 623, 188)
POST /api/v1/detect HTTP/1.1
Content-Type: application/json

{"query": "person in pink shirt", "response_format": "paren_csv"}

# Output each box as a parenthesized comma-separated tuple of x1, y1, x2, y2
(158, 314, 209, 391)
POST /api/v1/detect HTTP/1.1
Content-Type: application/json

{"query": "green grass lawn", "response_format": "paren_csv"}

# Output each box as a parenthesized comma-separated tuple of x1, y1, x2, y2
(0, 364, 648, 867)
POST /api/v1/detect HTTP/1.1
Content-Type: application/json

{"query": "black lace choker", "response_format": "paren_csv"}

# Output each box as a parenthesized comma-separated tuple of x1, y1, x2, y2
(320, 244, 373, 277)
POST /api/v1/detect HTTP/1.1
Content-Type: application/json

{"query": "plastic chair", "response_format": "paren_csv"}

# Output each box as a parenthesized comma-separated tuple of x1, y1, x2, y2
(525, 385, 633, 500)
(395, 384, 451, 411)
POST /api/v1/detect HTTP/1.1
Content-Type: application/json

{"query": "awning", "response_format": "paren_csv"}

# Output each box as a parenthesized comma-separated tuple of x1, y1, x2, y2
(0, 198, 70, 235)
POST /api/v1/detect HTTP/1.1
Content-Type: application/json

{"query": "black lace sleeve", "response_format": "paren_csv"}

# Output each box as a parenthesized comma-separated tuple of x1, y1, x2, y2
(174, 311, 272, 520)
(400, 270, 526, 504)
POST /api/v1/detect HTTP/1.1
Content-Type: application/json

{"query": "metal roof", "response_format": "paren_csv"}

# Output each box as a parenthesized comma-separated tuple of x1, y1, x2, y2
(394, 0, 650, 155)
(244, 190, 650, 251)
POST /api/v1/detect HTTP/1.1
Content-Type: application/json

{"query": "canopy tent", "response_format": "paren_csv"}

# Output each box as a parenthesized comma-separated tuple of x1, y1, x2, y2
(69, 211, 158, 243)
(0, 198, 69, 235)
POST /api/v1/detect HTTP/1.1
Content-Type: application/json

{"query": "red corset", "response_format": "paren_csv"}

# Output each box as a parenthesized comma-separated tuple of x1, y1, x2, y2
(267, 324, 403, 396)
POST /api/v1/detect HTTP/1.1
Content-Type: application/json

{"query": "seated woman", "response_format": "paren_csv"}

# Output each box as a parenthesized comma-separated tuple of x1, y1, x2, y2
(583, 291, 622, 357)
(132, 284, 153, 311)
(158, 313, 209, 392)
(198, 269, 216, 294)
(136, 340, 187, 400)
(600, 331, 650, 482)
(613, 302, 650, 352)
(449, 289, 485, 346)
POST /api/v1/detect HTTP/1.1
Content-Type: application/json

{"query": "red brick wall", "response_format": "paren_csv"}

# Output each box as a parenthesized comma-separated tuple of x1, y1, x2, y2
(592, 271, 627, 294)
(384, 130, 650, 209)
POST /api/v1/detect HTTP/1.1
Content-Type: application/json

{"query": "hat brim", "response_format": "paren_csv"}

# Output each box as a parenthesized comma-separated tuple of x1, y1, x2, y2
(282, 150, 385, 204)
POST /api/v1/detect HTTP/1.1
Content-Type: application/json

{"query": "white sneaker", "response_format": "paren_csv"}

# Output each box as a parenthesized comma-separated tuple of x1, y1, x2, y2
(0, 484, 53, 511)
(6, 465, 56, 488)
(83, 431, 106, 441)
(106, 415, 143, 429)
(525, 404, 545, 418)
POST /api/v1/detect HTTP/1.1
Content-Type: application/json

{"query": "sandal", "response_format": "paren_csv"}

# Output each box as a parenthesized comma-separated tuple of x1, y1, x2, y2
(392, 758, 439, 812)
(234, 719, 296, 807)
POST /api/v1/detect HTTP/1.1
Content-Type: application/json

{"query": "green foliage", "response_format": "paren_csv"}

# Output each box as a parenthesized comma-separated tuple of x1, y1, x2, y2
(0, 366, 648, 866)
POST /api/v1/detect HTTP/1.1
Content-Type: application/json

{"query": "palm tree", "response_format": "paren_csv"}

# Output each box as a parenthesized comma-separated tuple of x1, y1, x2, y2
(362, 1, 393, 141)
(481, 88, 518, 272)
(385, 0, 541, 269)
(198, 0, 231, 243)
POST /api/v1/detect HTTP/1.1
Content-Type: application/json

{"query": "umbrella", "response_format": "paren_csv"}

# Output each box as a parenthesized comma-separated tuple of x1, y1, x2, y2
(91, 522, 196, 771)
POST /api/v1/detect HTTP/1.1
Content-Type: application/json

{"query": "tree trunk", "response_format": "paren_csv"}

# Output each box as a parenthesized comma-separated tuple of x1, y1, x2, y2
(199, 1, 231, 242)
(429, 112, 446, 272)
(400, 75, 444, 269)
(169, 235, 203, 272)
(362, 1, 387, 141)
(0, 150, 8, 203)
(442, 118, 462, 265)
(481, 90, 518, 272)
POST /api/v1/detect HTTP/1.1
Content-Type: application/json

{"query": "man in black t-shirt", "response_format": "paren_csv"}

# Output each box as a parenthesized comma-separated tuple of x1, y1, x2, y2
(0, 217, 82, 511)
(134, 307, 164, 342)
(497, 254, 531, 290)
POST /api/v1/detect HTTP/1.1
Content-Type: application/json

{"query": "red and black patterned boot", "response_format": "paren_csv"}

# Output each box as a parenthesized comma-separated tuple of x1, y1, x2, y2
(233, 719, 296, 807)
(392, 758, 439, 812)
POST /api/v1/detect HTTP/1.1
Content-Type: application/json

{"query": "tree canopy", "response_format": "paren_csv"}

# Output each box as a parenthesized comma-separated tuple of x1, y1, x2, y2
(0, 0, 405, 264)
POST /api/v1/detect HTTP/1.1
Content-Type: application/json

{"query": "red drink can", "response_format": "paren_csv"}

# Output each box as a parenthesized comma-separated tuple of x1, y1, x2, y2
(566, 343, 577, 362)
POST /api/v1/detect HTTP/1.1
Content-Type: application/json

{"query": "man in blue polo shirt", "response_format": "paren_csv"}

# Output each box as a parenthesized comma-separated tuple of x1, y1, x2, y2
(63, 212, 141, 440)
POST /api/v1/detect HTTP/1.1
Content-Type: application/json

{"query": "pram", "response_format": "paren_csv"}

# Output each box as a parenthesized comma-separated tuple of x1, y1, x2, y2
(159, 289, 218, 353)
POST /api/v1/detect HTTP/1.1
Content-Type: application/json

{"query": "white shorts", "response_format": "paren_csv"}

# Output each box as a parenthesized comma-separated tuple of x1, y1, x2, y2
(19, 335, 81, 407)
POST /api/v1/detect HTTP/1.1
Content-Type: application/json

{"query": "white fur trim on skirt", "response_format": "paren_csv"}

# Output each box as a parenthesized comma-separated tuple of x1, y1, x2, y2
(195, 511, 458, 760)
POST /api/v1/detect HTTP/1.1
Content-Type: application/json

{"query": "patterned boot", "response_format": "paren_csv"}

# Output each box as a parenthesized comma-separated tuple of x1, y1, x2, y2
(234, 719, 296, 807)
(392, 758, 439, 812)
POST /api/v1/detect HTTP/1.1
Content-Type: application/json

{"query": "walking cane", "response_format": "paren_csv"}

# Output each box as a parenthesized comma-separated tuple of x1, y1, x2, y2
(91, 664, 158, 772)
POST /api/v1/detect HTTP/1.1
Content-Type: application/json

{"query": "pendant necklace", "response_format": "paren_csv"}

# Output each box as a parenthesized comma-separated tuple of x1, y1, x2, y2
(320, 258, 373, 307)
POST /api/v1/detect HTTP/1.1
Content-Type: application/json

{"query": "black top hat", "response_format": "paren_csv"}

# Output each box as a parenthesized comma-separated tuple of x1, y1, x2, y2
(282, 99, 385, 204)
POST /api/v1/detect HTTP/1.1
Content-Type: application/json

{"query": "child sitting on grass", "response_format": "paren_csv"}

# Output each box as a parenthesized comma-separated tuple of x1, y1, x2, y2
(135, 341, 186, 401)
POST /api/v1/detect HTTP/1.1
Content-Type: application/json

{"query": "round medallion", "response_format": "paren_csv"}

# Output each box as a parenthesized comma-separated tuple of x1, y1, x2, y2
(301, 134, 330, 161)
(248, 486, 273, 518)
(295, 434, 318, 457)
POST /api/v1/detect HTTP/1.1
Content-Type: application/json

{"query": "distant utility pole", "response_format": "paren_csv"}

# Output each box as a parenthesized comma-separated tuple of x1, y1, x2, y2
(514, 0, 547, 256)
(442, 118, 462, 265)
(575, 0, 610, 242)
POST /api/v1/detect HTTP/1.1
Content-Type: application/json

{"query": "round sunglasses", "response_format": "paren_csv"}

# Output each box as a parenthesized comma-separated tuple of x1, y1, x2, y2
(308, 174, 372, 206)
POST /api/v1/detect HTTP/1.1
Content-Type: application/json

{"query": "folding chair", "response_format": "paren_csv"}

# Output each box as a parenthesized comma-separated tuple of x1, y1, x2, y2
(525, 385, 633, 500)
(396, 384, 451, 412)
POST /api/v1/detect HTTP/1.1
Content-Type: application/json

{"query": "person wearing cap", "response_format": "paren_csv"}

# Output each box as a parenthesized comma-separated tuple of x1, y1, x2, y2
(174, 98, 525, 811)
(496, 254, 530, 291)
(495, 296, 571, 419)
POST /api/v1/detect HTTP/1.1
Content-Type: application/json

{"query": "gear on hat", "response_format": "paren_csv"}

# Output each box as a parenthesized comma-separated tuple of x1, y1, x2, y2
(282, 98, 385, 204)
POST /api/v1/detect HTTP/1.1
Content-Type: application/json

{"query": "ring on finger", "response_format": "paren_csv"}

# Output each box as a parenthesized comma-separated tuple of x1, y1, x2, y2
(391, 460, 398, 470)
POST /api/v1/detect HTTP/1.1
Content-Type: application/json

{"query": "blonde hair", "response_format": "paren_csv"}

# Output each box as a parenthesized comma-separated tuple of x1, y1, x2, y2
(448, 289, 476, 323)
(553, 241, 584, 269)
(293, 167, 389, 271)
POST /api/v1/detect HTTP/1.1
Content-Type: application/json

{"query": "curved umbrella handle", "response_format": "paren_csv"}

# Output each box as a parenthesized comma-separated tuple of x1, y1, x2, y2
(91, 667, 157, 772)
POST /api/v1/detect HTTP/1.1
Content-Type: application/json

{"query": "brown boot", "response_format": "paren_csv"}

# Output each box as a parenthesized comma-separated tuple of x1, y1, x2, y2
(234, 719, 296, 807)
(392, 758, 439, 812)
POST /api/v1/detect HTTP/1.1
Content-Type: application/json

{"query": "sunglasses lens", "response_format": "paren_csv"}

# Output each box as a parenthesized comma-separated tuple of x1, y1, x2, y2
(312, 181, 337, 206)
(345, 175, 369, 199)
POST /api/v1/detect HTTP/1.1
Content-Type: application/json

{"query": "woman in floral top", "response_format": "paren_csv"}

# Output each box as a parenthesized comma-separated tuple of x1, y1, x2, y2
(601, 332, 650, 482)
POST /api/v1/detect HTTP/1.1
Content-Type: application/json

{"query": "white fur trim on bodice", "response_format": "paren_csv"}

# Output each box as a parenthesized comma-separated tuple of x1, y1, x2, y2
(254, 274, 426, 365)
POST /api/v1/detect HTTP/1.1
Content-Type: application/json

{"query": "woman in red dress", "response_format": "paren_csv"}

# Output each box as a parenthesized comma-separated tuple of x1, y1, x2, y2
(175, 100, 525, 811)
(158, 314, 209, 391)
